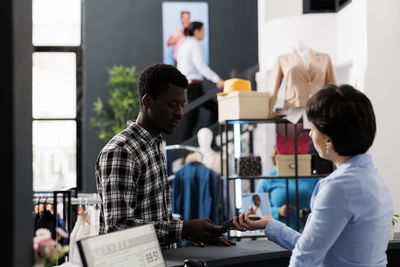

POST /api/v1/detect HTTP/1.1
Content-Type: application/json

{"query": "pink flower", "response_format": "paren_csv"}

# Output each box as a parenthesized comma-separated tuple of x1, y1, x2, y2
(38, 238, 57, 259)
(33, 228, 69, 266)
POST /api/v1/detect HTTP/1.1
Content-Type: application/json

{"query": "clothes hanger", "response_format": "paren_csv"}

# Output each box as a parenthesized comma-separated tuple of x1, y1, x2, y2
(38, 196, 45, 213)
(80, 198, 91, 226)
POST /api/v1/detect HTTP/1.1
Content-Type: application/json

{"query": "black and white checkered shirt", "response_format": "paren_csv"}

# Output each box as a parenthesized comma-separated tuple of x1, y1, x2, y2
(95, 121, 183, 247)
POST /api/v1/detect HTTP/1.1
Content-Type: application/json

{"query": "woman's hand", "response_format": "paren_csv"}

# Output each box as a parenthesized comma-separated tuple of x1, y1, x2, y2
(216, 78, 225, 89)
(230, 215, 246, 231)
(232, 212, 271, 231)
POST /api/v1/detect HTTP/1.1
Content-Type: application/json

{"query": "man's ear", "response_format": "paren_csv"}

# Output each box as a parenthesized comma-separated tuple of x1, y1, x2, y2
(141, 94, 152, 110)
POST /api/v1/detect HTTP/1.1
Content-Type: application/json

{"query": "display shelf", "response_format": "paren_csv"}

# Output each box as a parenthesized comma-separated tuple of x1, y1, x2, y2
(224, 174, 330, 180)
(219, 117, 333, 235)
(222, 118, 289, 125)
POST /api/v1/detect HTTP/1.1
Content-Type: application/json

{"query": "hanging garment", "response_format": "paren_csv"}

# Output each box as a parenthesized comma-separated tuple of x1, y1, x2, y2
(68, 206, 98, 265)
(172, 161, 221, 225)
(269, 49, 337, 111)
(88, 205, 100, 235)
(35, 209, 56, 239)
(57, 214, 68, 246)
(34, 206, 68, 243)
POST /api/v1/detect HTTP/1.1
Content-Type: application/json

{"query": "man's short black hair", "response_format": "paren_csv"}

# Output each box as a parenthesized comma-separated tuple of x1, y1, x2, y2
(306, 84, 376, 156)
(138, 63, 188, 100)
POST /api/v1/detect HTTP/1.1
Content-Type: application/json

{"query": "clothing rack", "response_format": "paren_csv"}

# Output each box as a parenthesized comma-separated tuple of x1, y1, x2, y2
(33, 191, 102, 265)
(33, 192, 101, 206)
(33, 191, 73, 238)
(33, 191, 102, 238)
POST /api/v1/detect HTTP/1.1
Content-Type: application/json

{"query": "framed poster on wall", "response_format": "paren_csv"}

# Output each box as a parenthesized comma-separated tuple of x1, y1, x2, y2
(162, 1, 209, 66)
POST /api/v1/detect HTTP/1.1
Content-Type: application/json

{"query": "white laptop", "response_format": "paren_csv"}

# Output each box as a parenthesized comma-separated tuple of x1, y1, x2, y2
(77, 224, 166, 267)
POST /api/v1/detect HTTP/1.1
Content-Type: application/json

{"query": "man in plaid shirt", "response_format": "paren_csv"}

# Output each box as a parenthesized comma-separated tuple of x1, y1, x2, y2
(96, 63, 235, 248)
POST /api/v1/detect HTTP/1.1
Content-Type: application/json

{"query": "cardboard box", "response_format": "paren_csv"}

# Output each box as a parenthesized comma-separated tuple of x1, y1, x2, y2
(217, 91, 269, 122)
(276, 154, 311, 176)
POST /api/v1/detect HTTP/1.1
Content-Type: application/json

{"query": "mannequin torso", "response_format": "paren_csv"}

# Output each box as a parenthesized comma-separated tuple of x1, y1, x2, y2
(295, 40, 311, 69)
(268, 41, 337, 114)
(197, 128, 220, 172)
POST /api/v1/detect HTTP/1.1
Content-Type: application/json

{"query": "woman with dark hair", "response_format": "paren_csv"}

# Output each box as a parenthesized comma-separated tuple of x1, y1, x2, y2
(177, 21, 224, 141)
(234, 84, 393, 266)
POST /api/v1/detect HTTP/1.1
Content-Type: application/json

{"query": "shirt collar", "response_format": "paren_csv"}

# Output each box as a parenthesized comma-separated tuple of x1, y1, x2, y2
(335, 153, 373, 173)
(127, 120, 163, 147)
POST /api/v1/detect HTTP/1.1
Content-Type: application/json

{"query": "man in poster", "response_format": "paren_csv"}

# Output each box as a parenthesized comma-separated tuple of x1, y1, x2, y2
(167, 11, 191, 65)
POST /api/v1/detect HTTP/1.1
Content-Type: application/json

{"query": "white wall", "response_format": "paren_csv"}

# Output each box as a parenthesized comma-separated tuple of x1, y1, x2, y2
(259, 14, 338, 72)
(336, 1, 367, 88)
(363, 0, 400, 231)
(259, 0, 301, 23)
(257, 0, 400, 229)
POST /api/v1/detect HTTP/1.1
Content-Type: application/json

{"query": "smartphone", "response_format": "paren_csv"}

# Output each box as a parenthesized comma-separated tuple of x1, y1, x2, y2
(221, 215, 260, 232)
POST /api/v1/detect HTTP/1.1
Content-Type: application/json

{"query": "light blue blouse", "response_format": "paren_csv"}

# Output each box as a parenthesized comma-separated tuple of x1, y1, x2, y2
(264, 154, 393, 267)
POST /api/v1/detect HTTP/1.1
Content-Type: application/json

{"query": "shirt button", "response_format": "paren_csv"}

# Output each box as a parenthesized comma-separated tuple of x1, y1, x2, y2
(308, 82, 312, 85)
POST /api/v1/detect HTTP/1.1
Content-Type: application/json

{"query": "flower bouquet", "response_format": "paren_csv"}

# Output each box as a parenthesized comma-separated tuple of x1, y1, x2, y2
(33, 228, 69, 267)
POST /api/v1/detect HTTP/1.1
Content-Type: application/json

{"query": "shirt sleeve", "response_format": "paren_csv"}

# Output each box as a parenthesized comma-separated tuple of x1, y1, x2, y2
(264, 181, 351, 266)
(288, 182, 351, 267)
(191, 42, 220, 83)
(325, 55, 337, 85)
(97, 147, 183, 247)
(265, 218, 301, 250)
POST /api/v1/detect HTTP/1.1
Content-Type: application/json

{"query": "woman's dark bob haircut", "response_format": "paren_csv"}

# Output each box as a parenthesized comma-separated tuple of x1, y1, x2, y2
(306, 84, 376, 156)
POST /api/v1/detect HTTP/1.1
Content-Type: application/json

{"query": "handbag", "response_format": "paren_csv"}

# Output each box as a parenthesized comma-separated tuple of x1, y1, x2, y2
(276, 133, 311, 154)
(235, 155, 262, 176)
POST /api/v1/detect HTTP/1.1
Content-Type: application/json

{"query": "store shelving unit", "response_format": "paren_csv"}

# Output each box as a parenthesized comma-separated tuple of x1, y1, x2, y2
(219, 118, 331, 237)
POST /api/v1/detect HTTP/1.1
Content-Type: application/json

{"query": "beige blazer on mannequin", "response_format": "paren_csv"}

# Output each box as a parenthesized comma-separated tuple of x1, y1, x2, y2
(268, 49, 337, 113)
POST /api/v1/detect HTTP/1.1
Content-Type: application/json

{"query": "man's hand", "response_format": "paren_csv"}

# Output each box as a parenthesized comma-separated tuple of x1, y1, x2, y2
(183, 219, 236, 247)
(216, 79, 224, 89)
(279, 205, 296, 217)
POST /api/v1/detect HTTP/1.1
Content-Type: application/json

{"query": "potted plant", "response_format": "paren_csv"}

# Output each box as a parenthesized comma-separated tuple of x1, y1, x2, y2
(391, 214, 400, 240)
(91, 65, 140, 141)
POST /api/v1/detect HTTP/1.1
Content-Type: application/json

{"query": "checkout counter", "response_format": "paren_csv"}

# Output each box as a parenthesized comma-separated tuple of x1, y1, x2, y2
(163, 233, 400, 267)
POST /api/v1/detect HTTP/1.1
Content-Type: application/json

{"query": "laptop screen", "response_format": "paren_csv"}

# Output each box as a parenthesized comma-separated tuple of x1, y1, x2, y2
(77, 224, 166, 267)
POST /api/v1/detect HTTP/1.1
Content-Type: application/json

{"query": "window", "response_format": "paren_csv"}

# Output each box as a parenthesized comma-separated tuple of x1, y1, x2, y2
(32, 0, 83, 191)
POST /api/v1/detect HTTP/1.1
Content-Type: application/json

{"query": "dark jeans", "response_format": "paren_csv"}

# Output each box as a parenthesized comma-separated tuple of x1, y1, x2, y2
(182, 82, 218, 142)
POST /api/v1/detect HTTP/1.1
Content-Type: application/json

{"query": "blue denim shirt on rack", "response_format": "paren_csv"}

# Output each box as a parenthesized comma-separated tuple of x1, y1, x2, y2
(172, 161, 221, 225)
